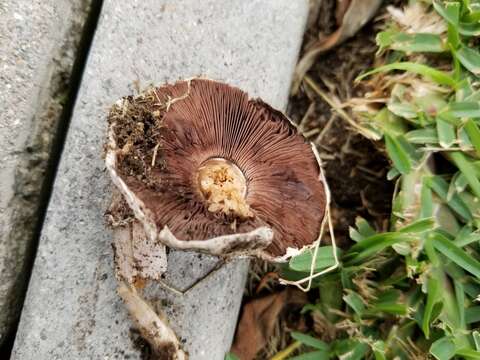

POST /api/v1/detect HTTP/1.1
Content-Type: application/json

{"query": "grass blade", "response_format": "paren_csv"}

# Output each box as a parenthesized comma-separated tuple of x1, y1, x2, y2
(289, 351, 329, 360)
(356, 62, 457, 88)
(430, 336, 456, 360)
(406, 128, 438, 144)
(427, 176, 473, 221)
(473, 331, 480, 350)
(437, 116, 457, 148)
(421, 178, 434, 218)
(422, 275, 441, 339)
(456, 46, 480, 75)
(449, 152, 480, 198)
(343, 292, 366, 316)
(399, 217, 436, 233)
(466, 306, 480, 324)
(433, 1, 460, 25)
(377, 30, 444, 53)
(447, 102, 480, 118)
(454, 279, 466, 328)
(385, 133, 412, 174)
(464, 119, 480, 157)
(455, 348, 480, 359)
(345, 232, 412, 264)
(290, 332, 329, 351)
(289, 246, 337, 272)
(431, 232, 480, 278)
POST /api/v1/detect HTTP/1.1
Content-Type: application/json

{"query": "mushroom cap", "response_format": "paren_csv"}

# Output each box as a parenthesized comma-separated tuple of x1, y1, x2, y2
(106, 79, 326, 260)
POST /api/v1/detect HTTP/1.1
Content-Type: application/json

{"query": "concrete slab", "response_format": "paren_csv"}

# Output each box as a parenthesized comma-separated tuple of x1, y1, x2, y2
(12, 0, 308, 359)
(0, 0, 91, 346)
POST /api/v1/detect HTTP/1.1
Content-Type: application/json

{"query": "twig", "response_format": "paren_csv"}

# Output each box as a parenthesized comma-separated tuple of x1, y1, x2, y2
(304, 75, 381, 140)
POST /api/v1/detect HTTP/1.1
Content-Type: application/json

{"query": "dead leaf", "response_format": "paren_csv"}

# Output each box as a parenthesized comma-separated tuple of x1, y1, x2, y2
(292, 0, 382, 94)
(255, 272, 279, 294)
(230, 288, 307, 360)
(335, 0, 351, 25)
(306, 0, 323, 30)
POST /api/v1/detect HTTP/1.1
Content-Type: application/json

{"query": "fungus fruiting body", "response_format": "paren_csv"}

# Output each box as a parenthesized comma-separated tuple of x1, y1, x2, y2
(106, 78, 329, 358)
(106, 78, 327, 261)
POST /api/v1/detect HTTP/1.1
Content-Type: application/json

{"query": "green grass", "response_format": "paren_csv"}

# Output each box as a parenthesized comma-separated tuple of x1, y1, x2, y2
(279, 1, 480, 359)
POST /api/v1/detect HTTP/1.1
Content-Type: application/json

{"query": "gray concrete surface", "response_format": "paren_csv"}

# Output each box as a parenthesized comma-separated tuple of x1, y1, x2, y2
(0, 0, 91, 346)
(12, 0, 309, 359)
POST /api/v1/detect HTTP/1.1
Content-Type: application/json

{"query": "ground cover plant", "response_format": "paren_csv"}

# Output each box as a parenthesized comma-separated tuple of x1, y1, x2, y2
(231, 1, 480, 359)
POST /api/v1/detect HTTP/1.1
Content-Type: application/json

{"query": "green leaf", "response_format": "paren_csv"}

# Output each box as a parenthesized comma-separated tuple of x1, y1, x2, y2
(459, 192, 480, 221)
(431, 232, 480, 278)
(346, 232, 412, 264)
(290, 332, 329, 351)
(458, 21, 480, 36)
(421, 178, 434, 218)
(343, 292, 365, 316)
(454, 226, 480, 247)
(378, 30, 444, 53)
(456, 46, 480, 75)
(457, 78, 477, 101)
(289, 246, 337, 272)
(433, 1, 460, 26)
(448, 173, 461, 200)
(350, 217, 376, 242)
(385, 133, 411, 173)
(456, 348, 480, 359)
(406, 128, 438, 144)
(427, 176, 473, 221)
(459, 126, 474, 152)
(356, 62, 458, 88)
(387, 167, 400, 180)
(430, 336, 456, 360)
(422, 275, 442, 339)
(333, 340, 369, 360)
(448, 22, 461, 50)
(464, 119, 480, 157)
(447, 102, 480, 118)
(464, 282, 480, 299)
(315, 273, 343, 321)
(399, 217, 436, 233)
(454, 279, 466, 328)
(373, 107, 409, 135)
(289, 351, 329, 360)
(368, 299, 408, 316)
(385, 133, 420, 174)
(371, 341, 386, 360)
(452, 171, 470, 194)
(224, 353, 240, 360)
(437, 116, 457, 148)
(449, 152, 480, 198)
(473, 331, 480, 350)
(388, 102, 418, 119)
(466, 306, 480, 324)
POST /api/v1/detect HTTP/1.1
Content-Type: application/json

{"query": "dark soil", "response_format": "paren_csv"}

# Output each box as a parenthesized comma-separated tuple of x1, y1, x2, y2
(106, 88, 167, 189)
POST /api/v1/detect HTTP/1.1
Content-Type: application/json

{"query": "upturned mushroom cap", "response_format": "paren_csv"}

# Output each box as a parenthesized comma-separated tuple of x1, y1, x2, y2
(106, 79, 326, 260)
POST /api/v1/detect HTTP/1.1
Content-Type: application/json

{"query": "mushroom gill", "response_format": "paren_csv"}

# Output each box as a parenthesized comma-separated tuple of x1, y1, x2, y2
(108, 79, 326, 258)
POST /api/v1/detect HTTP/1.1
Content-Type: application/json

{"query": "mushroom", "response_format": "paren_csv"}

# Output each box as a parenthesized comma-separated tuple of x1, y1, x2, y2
(106, 78, 327, 260)
(105, 78, 328, 357)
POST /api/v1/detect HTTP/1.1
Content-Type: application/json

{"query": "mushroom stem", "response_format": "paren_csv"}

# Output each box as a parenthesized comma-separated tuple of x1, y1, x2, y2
(158, 226, 273, 256)
(117, 282, 188, 360)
